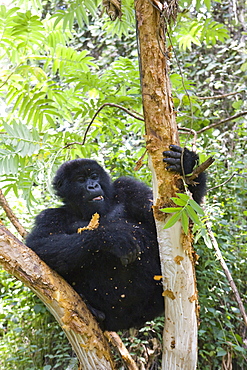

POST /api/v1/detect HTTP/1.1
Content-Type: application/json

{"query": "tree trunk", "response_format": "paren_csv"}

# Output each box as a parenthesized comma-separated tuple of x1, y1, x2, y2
(134, 1, 198, 368)
(0, 226, 114, 370)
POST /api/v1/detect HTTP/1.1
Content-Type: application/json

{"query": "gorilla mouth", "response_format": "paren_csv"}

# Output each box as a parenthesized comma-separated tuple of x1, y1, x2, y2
(92, 195, 104, 202)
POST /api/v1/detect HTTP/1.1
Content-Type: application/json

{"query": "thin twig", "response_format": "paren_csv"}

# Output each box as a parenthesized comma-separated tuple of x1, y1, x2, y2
(197, 91, 243, 100)
(197, 111, 247, 134)
(63, 103, 144, 149)
(178, 127, 198, 145)
(63, 141, 84, 149)
(0, 63, 21, 89)
(208, 172, 247, 191)
(205, 219, 247, 327)
(185, 157, 215, 185)
(82, 103, 144, 145)
(209, 172, 237, 191)
(104, 331, 138, 370)
(134, 149, 147, 171)
(0, 189, 28, 238)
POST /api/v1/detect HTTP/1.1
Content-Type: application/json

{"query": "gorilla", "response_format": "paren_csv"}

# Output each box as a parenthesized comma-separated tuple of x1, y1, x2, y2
(26, 145, 206, 331)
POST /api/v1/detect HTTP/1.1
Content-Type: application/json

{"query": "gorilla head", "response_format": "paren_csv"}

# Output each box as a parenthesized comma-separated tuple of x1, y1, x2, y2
(52, 159, 113, 220)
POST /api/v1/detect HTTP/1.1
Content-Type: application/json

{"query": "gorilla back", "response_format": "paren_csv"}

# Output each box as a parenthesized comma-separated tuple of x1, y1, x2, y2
(26, 147, 206, 331)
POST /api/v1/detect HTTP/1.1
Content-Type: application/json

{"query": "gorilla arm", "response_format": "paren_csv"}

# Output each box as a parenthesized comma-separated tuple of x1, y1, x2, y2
(113, 176, 155, 229)
(26, 208, 143, 275)
(25, 208, 93, 275)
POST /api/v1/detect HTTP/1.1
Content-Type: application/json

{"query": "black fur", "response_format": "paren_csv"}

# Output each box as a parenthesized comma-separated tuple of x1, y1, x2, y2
(26, 146, 206, 331)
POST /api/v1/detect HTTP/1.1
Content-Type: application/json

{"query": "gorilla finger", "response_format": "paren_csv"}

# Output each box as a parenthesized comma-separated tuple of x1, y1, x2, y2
(132, 249, 139, 262)
(87, 304, 106, 321)
(163, 150, 181, 159)
(129, 251, 135, 264)
(135, 243, 141, 254)
(163, 158, 181, 165)
(129, 249, 137, 263)
(166, 164, 181, 172)
(93, 309, 106, 321)
(169, 144, 183, 153)
(121, 256, 130, 266)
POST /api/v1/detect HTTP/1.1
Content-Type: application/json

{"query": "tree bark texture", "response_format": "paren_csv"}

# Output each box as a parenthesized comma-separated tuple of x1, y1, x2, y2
(0, 226, 114, 370)
(134, 1, 198, 368)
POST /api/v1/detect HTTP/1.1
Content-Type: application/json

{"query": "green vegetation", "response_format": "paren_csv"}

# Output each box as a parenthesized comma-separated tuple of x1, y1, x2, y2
(0, 0, 246, 368)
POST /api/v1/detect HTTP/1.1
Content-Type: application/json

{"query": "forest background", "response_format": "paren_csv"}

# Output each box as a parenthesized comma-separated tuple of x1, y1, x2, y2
(0, 0, 246, 369)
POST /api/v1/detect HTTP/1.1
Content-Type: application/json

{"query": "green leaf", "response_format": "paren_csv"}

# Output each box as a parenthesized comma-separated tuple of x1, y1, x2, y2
(171, 197, 187, 206)
(163, 211, 182, 229)
(181, 211, 189, 234)
(186, 205, 201, 225)
(161, 207, 183, 213)
(176, 193, 190, 201)
(188, 198, 205, 216)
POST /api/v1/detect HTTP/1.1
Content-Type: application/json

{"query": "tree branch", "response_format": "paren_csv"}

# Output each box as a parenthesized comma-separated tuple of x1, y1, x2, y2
(178, 127, 198, 146)
(197, 111, 247, 134)
(208, 172, 237, 191)
(63, 103, 144, 148)
(197, 91, 243, 100)
(0, 189, 28, 239)
(185, 157, 215, 185)
(82, 103, 144, 145)
(0, 225, 114, 369)
(204, 220, 247, 328)
(105, 331, 138, 370)
(135, 0, 198, 368)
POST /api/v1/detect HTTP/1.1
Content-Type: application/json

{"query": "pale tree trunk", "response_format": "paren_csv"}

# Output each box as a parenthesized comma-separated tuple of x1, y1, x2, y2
(134, 0, 198, 368)
(0, 226, 114, 370)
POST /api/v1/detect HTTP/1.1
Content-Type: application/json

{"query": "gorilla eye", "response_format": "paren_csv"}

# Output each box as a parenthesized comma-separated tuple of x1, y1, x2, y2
(90, 173, 98, 180)
(76, 175, 85, 182)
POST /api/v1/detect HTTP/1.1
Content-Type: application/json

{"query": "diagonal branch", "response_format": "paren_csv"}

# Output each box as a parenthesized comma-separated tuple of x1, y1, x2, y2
(0, 189, 28, 239)
(185, 157, 215, 185)
(197, 91, 243, 100)
(0, 225, 114, 369)
(197, 111, 247, 134)
(63, 103, 144, 149)
(82, 103, 144, 145)
(204, 220, 247, 328)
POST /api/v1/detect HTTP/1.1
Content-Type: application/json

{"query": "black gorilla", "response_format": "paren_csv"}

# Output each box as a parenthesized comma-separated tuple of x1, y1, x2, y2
(26, 145, 206, 331)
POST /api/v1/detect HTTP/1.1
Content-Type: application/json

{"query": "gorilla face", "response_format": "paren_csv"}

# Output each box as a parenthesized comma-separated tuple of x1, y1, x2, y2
(52, 159, 113, 219)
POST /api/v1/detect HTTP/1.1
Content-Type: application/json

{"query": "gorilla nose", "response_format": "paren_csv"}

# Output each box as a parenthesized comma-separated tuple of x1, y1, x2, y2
(87, 182, 101, 191)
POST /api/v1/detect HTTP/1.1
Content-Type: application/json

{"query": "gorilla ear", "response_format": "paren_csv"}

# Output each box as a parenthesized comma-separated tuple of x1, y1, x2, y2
(53, 178, 63, 190)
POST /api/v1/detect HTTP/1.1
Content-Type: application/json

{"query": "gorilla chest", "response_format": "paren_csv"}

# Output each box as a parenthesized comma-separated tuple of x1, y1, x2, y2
(71, 251, 161, 305)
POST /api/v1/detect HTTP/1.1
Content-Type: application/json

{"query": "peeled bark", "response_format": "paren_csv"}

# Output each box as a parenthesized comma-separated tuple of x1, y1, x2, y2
(0, 226, 114, 370)
(134, 0, 198, 368)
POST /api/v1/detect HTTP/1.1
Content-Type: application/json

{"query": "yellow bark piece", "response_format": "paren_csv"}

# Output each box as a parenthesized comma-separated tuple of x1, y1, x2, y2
(77, 213, 100, 233)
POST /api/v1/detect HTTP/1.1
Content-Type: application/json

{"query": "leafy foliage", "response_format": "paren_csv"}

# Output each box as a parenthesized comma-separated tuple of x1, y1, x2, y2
(0, 270, 77, 370)
(176, 19, 229, 50)
(51, 0, 99, 29)
(162, 192, 205, 234)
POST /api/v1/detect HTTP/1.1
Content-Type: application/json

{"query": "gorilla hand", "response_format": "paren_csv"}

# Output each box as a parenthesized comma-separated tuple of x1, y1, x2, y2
(163, 144, 184, 173)
(109, 233, 141, 266)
